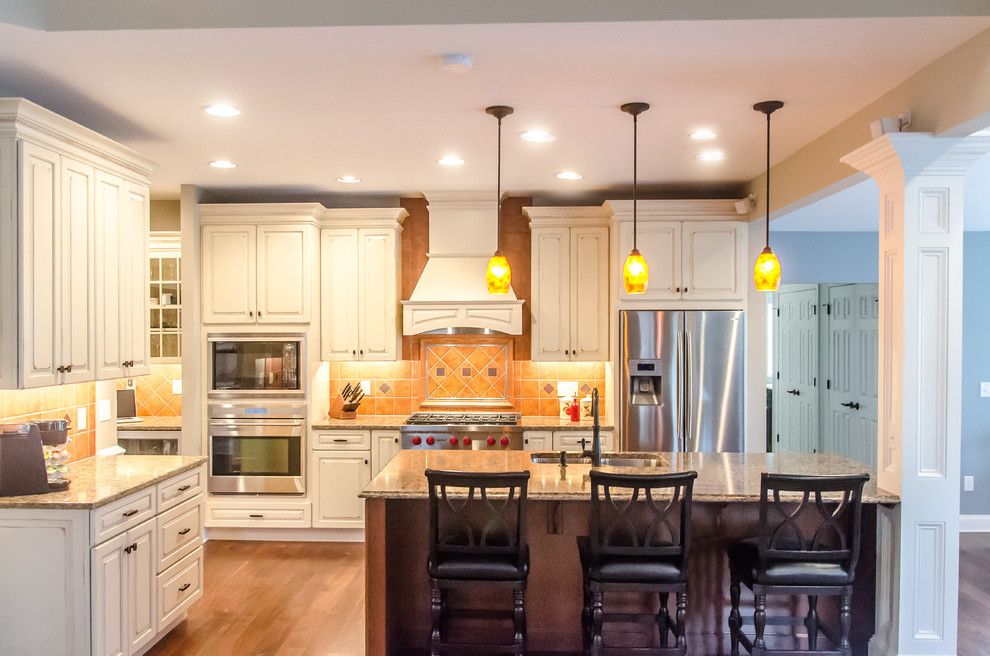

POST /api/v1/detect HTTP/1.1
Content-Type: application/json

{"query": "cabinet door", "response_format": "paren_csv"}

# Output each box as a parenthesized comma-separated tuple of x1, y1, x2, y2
(95, 170, 126, 379)
(312, 451, 371, 528)
(522, 431, 551, 451)
(91, 535, 127, 656)
(125, 519, 157, 655)
(122, 184, 150, 376)
(531, 228, 571, 361)
(202, 225, 257, 324)
(320, 229, 360, 360)
(59, 157, 96, 384)
(357, 228, 397, 360)
(570, 227, 609, 361)
(617, 222, 681, 301)
(257, 224, 310, 324)
(371, 431, 401, 475)
(681, 222, 745, 301)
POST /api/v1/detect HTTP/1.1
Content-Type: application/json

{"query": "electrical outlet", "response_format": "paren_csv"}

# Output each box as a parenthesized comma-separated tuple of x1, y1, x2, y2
(981, 382, 990, 398)
(76, 407, 87, 431)
(964, 476, 975, 492)
(97, 399, 112, 423)
(172, 378, 183, 395)
(360, 380, 372, 395)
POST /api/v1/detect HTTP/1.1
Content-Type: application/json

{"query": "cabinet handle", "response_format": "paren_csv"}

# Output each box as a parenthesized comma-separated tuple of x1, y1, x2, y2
(124, 545, 132, 554)
(394, 438, 398, 443)
(359, 349, 364, 356)
(258, 311, 262, 318)
(130, 542, 138, 552)
(177, 484, 192, 492)
(364, 459, 369, 465)
(178, 583, 191, 593)
(249, 514, 264, 518)
(178, 528, 192, 536)
(352, 350, 357, 357)
(65, 364, 72, 373)
(249, 311, 254, 317)
(122, 509, 139, 517)
(57, 365, 65, 373)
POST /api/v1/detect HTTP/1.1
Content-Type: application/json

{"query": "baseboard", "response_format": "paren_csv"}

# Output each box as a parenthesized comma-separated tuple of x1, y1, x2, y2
(205, 527, 365, 542)
(960, 514, 990, 532)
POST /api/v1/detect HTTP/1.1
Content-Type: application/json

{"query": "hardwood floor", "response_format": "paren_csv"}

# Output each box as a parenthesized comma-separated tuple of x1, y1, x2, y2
(147, 535, 990, 656)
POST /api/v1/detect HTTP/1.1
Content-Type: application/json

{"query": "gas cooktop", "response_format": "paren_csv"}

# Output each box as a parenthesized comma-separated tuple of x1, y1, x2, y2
(400, 412, 523, 450)
(404, 412, 520, 426)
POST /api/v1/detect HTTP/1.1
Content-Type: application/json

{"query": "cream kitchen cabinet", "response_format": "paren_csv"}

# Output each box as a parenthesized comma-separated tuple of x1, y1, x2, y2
(522, 431, 552, 451)
(0, 100, 153, 389)
(527, 208, 610, 362)
(553, 430, 615, 453)
(92, 518, 157, 656)
(320, 226, 401, 361)
(311, 449, 372, 529)
(201, 222, 312, 325)
(371, 430, 402, 475)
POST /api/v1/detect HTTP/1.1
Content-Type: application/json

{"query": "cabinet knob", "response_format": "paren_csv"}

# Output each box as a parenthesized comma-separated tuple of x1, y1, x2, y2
(365, 459, 369, 465)
(359, 349, 364, 356)
(57, 365, 65, 373)
(258, 311, 262, 318)
(65, 364, 72, 373)
(249, 311, 254, 317)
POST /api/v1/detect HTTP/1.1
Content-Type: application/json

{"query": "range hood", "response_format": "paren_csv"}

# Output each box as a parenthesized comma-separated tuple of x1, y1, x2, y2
(402, 192, 524, 335)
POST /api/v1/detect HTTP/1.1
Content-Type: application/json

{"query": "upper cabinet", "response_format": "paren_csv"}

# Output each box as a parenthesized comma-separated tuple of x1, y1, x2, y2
(525, 207, 610, 362)
(199, 205, 320, 326)
(320, 209, 406, 361)
(608, 200, 747, 306)
(0, 99, 154, 389)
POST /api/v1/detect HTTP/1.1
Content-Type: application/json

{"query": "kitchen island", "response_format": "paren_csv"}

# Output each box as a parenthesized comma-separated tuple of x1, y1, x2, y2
(362, 450, 897, 656)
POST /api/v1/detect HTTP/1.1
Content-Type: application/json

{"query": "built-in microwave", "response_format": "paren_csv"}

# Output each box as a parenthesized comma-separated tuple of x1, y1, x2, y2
(208, 335, 304, 396)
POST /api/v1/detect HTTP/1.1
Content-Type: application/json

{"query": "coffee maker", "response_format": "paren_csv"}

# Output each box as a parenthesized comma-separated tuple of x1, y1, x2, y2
(0, 424, 50, 496)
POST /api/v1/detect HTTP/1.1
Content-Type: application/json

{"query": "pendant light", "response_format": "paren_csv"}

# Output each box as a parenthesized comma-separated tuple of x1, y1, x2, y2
(621, 102, 650, 294)
(485, 105, 514, 294)
(753, 100, 784, 292)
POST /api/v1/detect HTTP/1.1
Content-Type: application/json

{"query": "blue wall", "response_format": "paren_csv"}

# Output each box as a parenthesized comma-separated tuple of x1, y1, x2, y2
(961, 232, 990, 515)
(773, 231, 879, 284)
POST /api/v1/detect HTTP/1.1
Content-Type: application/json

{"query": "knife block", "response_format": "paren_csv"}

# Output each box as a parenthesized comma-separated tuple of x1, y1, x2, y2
(329, 394, 357, 420)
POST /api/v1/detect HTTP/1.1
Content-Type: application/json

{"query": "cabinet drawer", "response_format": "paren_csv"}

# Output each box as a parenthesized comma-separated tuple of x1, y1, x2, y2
(554, 431, 614, 453)
(522, 431, 552, 451)
(157, 546, 203, 631)
(157, 495, 203, 573)
(313, 430, 371, 450)
(157, 465, 205, 513)
(92, 486, 156, 545)
(206, 501, 312, 528)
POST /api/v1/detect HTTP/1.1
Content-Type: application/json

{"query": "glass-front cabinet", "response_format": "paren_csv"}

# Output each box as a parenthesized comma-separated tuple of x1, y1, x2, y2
(149, 232, 182, 361)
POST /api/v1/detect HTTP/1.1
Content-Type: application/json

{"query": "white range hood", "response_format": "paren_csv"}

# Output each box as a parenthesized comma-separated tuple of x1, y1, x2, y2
(402, 192, 524, 335)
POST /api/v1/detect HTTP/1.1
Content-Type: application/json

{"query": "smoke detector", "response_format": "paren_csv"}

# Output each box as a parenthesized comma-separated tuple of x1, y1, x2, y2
(439, 54, 472, 73)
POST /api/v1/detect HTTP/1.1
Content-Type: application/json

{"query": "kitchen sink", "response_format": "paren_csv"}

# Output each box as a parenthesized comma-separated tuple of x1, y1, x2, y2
(599, 456, 663, 468)
(529, 453, 663, 468)
(530, 453, 592, 465)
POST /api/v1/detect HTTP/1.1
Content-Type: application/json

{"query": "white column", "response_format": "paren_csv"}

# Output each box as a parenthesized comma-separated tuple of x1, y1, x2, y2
(842, 133, 990, 655)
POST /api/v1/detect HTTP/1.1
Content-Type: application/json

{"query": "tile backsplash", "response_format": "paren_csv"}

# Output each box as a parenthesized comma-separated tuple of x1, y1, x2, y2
(117, 364, 182, 416)
(0, 383, 97, 462)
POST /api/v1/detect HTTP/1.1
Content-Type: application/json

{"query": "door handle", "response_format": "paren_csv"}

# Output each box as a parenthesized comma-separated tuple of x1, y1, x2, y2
(249, 514, 264, 518)
(786, 389, 801, 396)
(841, 401, 861, 410)
(178, 528, 191, 536)
(122, 509, 139, 517)
(178, 583, 191, 593)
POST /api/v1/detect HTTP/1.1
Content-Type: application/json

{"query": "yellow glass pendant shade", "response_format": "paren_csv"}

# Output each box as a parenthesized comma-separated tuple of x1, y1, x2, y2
(754, 245, 782, 292)
(622, 248, 649, 294)
(486, 252, 511, 294)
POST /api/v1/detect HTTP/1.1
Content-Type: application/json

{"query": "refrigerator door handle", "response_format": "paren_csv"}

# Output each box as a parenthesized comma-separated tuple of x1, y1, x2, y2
(676, 329, 684, 452)
(684, 330, 693, 451)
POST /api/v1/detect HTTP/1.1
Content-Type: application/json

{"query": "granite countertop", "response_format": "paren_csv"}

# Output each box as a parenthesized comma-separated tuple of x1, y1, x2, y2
(0, 455, 206, 510)
(312, 415, 614, 430)
(116, 416, 183, 431)
(361, 450, 899, 504)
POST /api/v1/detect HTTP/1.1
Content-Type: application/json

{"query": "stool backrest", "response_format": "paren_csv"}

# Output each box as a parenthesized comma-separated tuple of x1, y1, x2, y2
(588, 470, 698, 568)
(757, 473, 870, 577)
(426, 469, 530, 566)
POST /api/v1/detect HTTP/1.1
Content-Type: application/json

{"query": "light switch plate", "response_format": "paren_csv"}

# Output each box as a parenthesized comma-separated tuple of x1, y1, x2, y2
(360, 380, 372, 395)
(97, 399, 112, 423)
(172, 378, 182, 395)
(964, 475, 975, 492)
(981, 382, 990, 398)
(76, 407, 87, 431)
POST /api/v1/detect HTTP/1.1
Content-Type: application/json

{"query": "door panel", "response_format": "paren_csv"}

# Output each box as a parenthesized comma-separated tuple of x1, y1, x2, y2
(570, 227, 609, 361)
(853, 286, 879, 467)
(312, 452, 371, 528)
(681, 222, 744, 301)
(774, 287, 819, 454)
(618, 222, 680, 301)
(19, 141, 60, 388)
(123, 184, 150, 375)
(531, 228, 570, 361)
(257, 225, 310, 323)
(126, 519, 157, 654)
(91, 536, 127, 656)
(684, 310, 746, 452)
(202, 225, 256, 324)
(60, 157, 95, 383)
(95, 170, 125, 379)
(619, 310, 682, 452)
(321, 229, 359, 360)
(358, 228, 397, 360)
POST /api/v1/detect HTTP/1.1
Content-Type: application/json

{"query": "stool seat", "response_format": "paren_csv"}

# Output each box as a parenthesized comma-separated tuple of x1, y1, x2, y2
(429, 548, 529, 581)
(727, 539, 852, 587)
(578, 536, 684, 584)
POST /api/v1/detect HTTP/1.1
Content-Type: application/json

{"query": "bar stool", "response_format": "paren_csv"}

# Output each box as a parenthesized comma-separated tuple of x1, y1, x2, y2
(425, 469, 531, 656)
(577, 470, 698, 656)
(727, 473, 870, 656)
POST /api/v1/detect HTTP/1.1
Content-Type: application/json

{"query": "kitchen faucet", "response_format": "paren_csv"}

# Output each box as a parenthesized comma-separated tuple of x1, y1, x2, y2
(582, 388, 602, 467)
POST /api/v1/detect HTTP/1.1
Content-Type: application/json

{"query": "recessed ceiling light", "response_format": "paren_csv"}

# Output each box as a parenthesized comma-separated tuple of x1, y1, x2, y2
(437, 154, 464, 167)
(203, 103, 240, 117)
(209, 159, 237, 169)
(690, 128, 718, 140)
(336, 175, 361, 184)
(521, 129, 556, 143)
(556, 171, 583, 181)
(439, 54, 472, 73)
(696, 150, 725, 162)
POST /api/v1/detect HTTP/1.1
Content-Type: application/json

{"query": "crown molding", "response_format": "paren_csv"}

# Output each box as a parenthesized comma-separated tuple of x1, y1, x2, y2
(322, 207, 408, 228)
(604, 198, 745, 221)
(841, 133, 990, 182)
(199, 202, 327, 225)
(523, 205, 612, 228)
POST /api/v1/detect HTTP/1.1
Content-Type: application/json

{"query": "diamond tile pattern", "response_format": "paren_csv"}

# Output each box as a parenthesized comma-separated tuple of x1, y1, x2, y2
(426, 344, 509, 403)
(117, 364, 182, 417)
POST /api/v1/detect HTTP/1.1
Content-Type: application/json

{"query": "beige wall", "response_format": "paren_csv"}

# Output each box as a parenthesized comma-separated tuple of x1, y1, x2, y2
(151, 199, 180, 231)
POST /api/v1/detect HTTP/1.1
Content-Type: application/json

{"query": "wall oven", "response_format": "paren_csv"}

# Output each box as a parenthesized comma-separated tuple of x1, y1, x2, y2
(208, 335, 304, 396)
(207, 401, 306, 494)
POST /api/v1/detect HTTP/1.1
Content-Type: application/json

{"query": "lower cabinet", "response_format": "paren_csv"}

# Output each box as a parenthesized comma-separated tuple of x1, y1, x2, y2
(311, 450, 371, 528)
(553, 430, 615, 453)
(371, 430, 402, 475)
(522, 431, 552, 451)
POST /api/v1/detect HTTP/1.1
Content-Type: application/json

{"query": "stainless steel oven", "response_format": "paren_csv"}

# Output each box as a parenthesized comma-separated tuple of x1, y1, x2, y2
(208, 335, 304, 396)
(207, 401, 306, 494)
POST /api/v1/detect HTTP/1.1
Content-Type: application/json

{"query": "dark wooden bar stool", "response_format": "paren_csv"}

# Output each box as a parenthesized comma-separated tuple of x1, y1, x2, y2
(577, 469, 698, 656)
(727, 473, 870, 656)
(425, 469, 531, 656)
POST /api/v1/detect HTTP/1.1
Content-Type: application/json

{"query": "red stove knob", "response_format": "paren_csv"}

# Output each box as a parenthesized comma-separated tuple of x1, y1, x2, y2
(500, 436, 510, 447)
(411, 436, 422, 446)
(487, 436, 496, 446)
(449, 436, 459, 446)
(425, 436, 435, 446)
(463, 437, 472, 446)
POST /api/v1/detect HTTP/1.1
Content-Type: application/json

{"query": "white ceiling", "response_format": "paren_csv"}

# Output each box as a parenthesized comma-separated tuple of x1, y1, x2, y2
(773, 149, 990, 231)
(0, 17, 987, 199)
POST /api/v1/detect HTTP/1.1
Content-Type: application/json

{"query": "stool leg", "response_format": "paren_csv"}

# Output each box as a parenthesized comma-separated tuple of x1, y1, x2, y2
(430, 579, 442, 656)
(753, 593, 767, 651)
(675, 592, 687, 650)
(729, 579, 741, 656)
(513, 585, 526, 656)
(805, 595, 819, 650)
(658, 592, 670, 647)
(591, 588, 605, 656)
(582, 578, 591, 651)
(839, 592, 852, 655)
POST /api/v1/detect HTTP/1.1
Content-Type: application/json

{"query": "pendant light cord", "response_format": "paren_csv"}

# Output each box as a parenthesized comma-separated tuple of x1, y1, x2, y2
(765, 110, 771, 247)
(496, 115, 502, 253)
(633, 112, 639, 250)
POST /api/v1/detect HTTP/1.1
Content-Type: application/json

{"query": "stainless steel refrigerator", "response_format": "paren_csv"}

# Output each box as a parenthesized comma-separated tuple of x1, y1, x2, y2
(619, 310, 745, 452)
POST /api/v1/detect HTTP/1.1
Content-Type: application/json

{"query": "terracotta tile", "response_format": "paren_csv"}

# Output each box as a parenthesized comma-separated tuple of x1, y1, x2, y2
(522, 381, 539, 399)
(521, 399, 539, 416)
(395, 380, 412, 398)
(540, 399, 559, 416)
(376, 398, 394, 415)
(394, 398, 412, 415)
